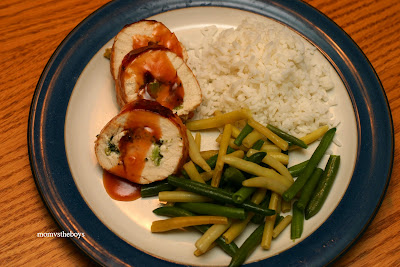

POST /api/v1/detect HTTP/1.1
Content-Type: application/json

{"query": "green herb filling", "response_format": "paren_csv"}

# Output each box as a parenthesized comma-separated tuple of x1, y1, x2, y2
(151, 143, 164, 166)
(105, 136, 120, 156)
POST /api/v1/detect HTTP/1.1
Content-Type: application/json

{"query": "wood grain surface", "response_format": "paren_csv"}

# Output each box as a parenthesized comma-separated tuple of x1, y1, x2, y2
(0, 0, 398, 266)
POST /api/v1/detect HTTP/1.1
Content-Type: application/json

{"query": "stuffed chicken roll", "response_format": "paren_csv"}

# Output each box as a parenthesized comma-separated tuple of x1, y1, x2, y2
(95, 99, 188, 184)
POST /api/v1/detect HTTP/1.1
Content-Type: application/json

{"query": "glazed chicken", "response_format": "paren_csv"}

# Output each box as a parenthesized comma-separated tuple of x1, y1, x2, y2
(95, 100, 188, 184)
(116, 45, 202, 120)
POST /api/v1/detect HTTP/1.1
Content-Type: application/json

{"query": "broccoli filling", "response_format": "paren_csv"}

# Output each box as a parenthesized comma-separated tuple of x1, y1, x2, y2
(105, 135, 120, 156)
(173, 104, 183, 110)
(148, 81, 161, 96)
(150, 142, 163, 166)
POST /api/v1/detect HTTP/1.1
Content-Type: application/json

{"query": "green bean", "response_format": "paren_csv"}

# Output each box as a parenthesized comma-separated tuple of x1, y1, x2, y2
(223, 167, 246, 187)
(266, 124, 308, 149)
(288, 160, 309, 177)
(305, 155, 340, 219)
(282, 128, 336, 202)
(140, 180, 176, 198)
(153, 206, 238, 257)
(228, 223, 265, 267)
(224, 151, 268, 187)
(176, 202, 246, 220)
(227, 146, 236, 154)
(234, 124, 253, 146)
(181, 169, 190, 180)
(232, 187, 256, 204)
(246, 151, 267, 165)
(243, 140, 264, 160)
(196, 146, 236, 172)
(251, 191, 271, 224)
(242, 151, 267, 176)
(231, 151, 266, 203)
(167, 176, 275, 216)
(291, 201, 304, 240)
(296, 168, 323, 211)
(223, 184, 238, 194)
(251, 139, 265, 150)
(153, 206, 194, 217)
(203, 154, 218, 171)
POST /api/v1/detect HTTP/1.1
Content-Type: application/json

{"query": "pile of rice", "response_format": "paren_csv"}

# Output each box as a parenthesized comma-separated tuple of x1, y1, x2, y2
(183, 18, 336, 137)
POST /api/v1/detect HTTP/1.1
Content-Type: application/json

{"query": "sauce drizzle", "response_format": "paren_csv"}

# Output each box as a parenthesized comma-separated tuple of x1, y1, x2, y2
(103, 170, 141, 201)
(131, 23, 183, 58)
(109, 110, 162, 183)
(122, 50, 184, 110)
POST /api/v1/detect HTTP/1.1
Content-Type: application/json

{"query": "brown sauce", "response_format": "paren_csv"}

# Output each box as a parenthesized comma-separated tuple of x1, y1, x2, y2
(103, 170, 141, 201)
(123, 50, 184, 110)
(131, 23, 183, 58)
(109, 110, 162, 183)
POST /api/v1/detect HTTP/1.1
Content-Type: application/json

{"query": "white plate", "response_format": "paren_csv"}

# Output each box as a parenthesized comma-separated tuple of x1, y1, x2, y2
(65, 7, 357, 266)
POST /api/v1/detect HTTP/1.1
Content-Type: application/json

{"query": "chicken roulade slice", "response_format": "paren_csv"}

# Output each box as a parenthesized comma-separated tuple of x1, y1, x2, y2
(117, 45, 202, 120)
(95, 99, 188, 184)
(110, 20, 188, 81)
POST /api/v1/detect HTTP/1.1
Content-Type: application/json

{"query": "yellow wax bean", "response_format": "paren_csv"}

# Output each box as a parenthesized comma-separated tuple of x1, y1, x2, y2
(151, 216, 228, 233)
(211, 124, 232, 187)
(186, 109, 252, 130)
(248, 119, 289, 151)
(183, 161, 205, 184)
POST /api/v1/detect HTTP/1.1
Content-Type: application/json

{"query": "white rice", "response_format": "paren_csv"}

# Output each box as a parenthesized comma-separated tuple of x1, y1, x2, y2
(183, 18, 336, 137)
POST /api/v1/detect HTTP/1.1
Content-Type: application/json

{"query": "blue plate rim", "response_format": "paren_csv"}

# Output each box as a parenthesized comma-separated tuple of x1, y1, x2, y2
(28, 0, 394, 266)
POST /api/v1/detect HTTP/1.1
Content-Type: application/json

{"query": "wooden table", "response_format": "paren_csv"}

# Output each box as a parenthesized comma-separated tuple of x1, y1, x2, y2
(0, 0, 398, 266)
